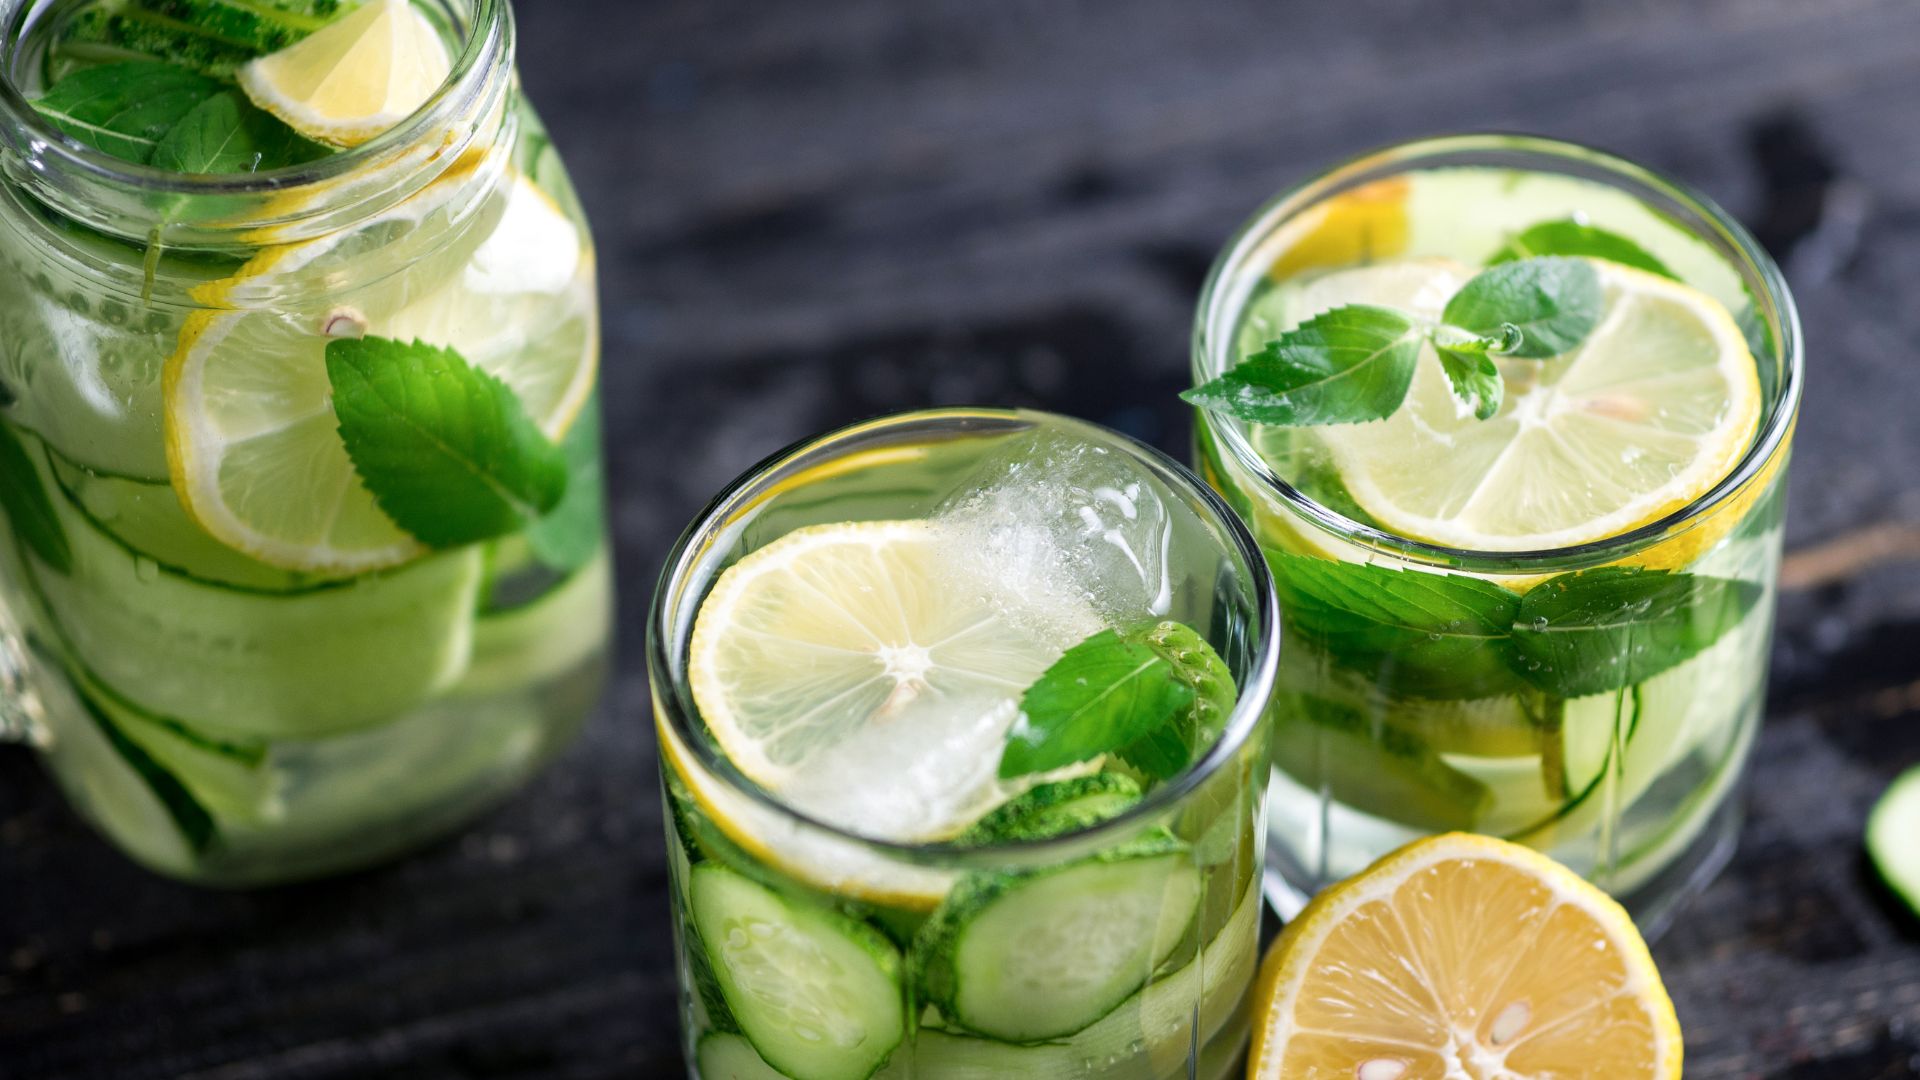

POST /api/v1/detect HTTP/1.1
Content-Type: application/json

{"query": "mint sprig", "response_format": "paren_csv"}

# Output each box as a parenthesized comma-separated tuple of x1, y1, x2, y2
(1269, 554, 1761, 701)
(30, 61, 325, 172)
(326, 337, 570, 549)
(1185, 256, 1604, 426)
(999, 621, 1235, 781)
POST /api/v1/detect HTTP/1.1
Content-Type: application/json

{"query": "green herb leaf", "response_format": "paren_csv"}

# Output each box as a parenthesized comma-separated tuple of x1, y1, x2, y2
(30, 60, 222, 164)
(1442, 256, 1603, 359)
(1435, 343, 1504, 420)
(1489, 220, 1675, 279)
(52, 0, 338, 79)
(999, 627, 1196, 779)
(1113, 622, 1237, 780)
(1269, 551, 1525, 700)
(0, 425, 73, 575)
(1509, 567, 1762, 697)
(525, 403, 606, 573)
(1182, 305, 1423, 426)
(326, 337, 570, 548)
(148, 88, 327, 175)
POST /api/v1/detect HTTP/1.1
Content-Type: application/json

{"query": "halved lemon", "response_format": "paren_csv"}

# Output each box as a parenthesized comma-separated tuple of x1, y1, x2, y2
(1250, 832, 1683, 1079)
(166, 170, 593, 573)
(1302, 257, 1761, 554)
(687, 520, 1095, 846)
(239, 0, 452, 147)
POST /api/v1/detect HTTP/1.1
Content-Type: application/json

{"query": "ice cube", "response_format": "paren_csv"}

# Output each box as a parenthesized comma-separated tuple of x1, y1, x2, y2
(935, 427, 1175, 639)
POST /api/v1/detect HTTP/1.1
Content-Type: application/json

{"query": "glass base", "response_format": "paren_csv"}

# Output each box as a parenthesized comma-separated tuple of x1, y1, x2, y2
(1262, 792, 1744, 941)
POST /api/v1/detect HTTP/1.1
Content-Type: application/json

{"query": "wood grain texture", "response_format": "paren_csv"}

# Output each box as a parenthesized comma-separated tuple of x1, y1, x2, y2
(6, 0, 1920, 1075)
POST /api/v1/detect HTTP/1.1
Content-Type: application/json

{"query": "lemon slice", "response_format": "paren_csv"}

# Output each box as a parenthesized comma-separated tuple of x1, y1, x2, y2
(166, 171, 592, 573)
(239, 0, 452, 147)
(1298, 257, 1760, 552)
(1251, 832, 1683, 1079)
(688, 520, 1094, 844)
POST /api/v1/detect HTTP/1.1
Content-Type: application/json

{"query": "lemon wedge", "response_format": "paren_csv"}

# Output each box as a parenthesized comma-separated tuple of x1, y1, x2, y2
(239, 0, 452, 147)
(1288, 257, 1760, 553)
(1250, 832, 1683, 1079)
(165, 170, 592, 573)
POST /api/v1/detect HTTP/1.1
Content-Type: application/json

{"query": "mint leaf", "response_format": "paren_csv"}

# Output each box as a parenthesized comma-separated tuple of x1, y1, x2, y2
(148, 89, 327, 175)
(1269, 551, 1525, 700)
(1490, 220, 1675, 279)
(51, 0, 339, 79)
(1434, 342, 1503, 420)
(1510, 567, 1762, 698)
(326, 337, 569, 548)
(1442, 257, 1602, 359)
(1183, 305, 1423, 426)
(0, 425, 73, 575)
(30, 61, 222, 164)
(526, 403, 605, 573)
(999, 627, 1196, 779)
(1113, 622, 1236, 780)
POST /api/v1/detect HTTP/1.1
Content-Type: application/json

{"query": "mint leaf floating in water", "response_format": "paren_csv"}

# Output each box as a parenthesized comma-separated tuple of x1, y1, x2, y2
(526, 404, 606, 574)
(30, 61, 222, 164)
(1490, 219, 1675, 279)
(1112, 622, 1237, 781)
(149, 89, 328, 174)
(1442, 256, 1603, 359)
(1188, 258, 1605, 427)
(0, 425, 72, 575)
(52, 0, 343, 79)
(1508, 566, 1761, 698)
(326, 337, 570, 548)
(999, 627, 1196, 779)
(1182, 305, 1423, 426)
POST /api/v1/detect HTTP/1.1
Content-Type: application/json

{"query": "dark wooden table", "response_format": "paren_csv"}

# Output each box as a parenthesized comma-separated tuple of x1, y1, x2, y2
(6, 1, 1920, 1076)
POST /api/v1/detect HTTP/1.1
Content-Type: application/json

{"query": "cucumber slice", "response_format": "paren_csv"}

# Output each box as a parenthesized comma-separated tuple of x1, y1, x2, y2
(956, 774, 1142, 846)
(452, 549, 610, 698)
(18, 436, 483, 738)
(1271, 692, 1491, 830)
(690, 864, 905, 1080)
(915, 837, 1200, 1043)
(29, 641, 211, 876)
(47, 453, 323, 592)
(1868, 765, 1920, 916)
(910, 874, 1260, 1078)
(698, 1033, 793, 1079)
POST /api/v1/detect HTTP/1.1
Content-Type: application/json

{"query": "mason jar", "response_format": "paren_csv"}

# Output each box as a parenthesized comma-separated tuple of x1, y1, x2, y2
(0, 0, 610, 884)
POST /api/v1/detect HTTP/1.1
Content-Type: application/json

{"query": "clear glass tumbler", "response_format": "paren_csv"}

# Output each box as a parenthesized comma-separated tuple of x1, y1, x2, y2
(1191, 134, 1802, 933)
(649, 408, 1281, 1079)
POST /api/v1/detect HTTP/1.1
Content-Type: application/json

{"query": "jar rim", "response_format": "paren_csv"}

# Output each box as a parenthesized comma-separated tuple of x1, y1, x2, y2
(644, 406, 1283, 868)
(1189, 132, 1804, 573)
(0, 0, 511, 226)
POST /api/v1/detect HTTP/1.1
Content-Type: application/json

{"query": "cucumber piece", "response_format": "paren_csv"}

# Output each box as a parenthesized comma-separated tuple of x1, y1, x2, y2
(452, 549, 610, 698)
(19, 435, 484, 738)
(690, 864, 905, 1080)
(48, 451, 323, 592)
(910, 874, 1260, 1078)
(956, 774, 1142, 845)
(915, 837, 1200, 1043)
(1271, 692, 1491, 830)
(698, 1033, 793, 1079)
(1869, 766, 1920, 916)
(29, 640, 211, 875)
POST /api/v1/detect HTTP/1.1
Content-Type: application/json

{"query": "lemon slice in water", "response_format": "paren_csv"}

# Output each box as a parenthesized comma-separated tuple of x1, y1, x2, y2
(688, 520, 1092, 846)
(166, 170, 591, 573)
(239, 0, 452, 147)
(1296, 257, 1760, 553)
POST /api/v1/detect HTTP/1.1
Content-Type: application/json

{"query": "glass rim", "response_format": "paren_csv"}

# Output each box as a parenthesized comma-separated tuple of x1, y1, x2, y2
(0, 0, 509, 197)
(645, 406, 1282, 866)
(1190, 131, 1806, 573)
